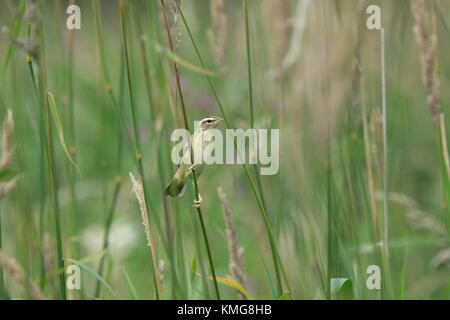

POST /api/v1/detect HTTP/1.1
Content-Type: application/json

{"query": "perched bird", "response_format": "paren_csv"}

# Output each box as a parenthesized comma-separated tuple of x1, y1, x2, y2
(164, 116, 222, 207)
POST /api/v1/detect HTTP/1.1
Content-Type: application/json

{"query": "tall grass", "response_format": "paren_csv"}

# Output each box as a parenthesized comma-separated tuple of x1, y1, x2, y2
(1, 0, 450, 301)
(119, 0, 160, 300)
(160, 0, 221, 300)
(174, 0, 291, 297)
(243, 0, 279, 294)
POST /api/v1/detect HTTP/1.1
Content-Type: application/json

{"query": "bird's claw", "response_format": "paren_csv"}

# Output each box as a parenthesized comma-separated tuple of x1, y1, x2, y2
(193, 194, 202, 208)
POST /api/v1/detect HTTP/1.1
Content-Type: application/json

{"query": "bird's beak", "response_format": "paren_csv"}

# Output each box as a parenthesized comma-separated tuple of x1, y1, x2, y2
(217, 117, 223, 122)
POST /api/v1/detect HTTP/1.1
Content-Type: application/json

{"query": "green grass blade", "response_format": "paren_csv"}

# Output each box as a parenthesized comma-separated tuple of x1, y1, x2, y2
(46, 91, 80, 174)
(330, 278, 353, 300)
(65, 258, 117, 299)
(122, 268, 140, 300)
(174, 0, 289, 297)
(195, 272, 251, 300)
(0, 1, 26, 88)
(154, 44, 218, 76)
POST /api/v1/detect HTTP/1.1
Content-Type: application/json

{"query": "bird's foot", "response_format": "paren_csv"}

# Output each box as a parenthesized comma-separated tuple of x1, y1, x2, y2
(187, 165, 196, 176)
(193, 193, 202, 209)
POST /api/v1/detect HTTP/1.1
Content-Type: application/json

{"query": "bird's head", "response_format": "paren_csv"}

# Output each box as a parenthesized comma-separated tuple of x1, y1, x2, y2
(198, 116, 222, 131)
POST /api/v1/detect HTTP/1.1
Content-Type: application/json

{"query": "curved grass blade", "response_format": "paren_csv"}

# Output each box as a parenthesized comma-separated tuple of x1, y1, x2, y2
(65, 258, 117, 299)
(0, 1, 26, 88)
(122, 268, 140, 300)
(195, 272, 251, 300)
(174, 0, 289, 296)
(46, 91, 80, 174)
(154, 44, 217, 77)
(330, 278, 353, 300)
(55, 249, 108, 276)
(190, 255, 197, 283)
(181, 236, 192, 299)
(78, 249, 108, 266)
(256, 244, 277, 299)
(279, 291, 290, 300)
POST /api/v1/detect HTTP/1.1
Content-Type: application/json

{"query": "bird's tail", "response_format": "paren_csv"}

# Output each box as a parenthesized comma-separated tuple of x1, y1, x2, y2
(164, 169, 186, 198)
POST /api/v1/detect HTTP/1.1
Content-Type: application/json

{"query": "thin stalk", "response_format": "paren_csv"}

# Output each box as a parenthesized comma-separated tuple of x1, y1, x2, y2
(361, 77, 393, 299)
(94, 49, 126, 297)
(0, 1, 26, 89)
(27, 53, 48, 293)
(94, 179, 122, 298)
(174, 0, 290, 296)
(243, 0, 277, 292)
(380, 27, 393, 299)
(40, 40, 66, 300)
(243, 0, 254, 127)
(361, 79, 380, 243)
(0, 207, 4, 298)
(66, 0, 80, 265)
(160, 0, 188, 129)
(93, 0, 135, 159)
(381, 28, 389, 259)
(134, 2, 182, 298)
(119, 0, 160, 300)
(133, 2, 156, 123)
(93, 4, 157, 298)
(326, 145, 332, 300)
(437, 114, 450, 234)
(160, 0, 221, 300)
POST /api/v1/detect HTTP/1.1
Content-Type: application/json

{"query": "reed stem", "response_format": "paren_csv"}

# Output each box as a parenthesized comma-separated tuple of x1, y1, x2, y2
(119, 0, 160, 300)
(175, 0, 290, 296)
(243, 0, 278, 293)
(160, 0, 221, 300)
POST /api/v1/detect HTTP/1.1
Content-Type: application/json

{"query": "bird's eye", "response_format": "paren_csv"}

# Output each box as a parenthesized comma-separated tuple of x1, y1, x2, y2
(206, 119, 212, 123)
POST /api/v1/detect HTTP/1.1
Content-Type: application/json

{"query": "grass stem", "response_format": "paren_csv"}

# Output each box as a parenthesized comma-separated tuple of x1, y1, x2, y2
(175, 0, 289, 296)
(160, 0, 221, 300)
(119, 0, 160, 300)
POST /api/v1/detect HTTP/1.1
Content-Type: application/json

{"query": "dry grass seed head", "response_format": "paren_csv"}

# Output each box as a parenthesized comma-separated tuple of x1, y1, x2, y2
(207, 0, 227, 72)
(217, 187, 247, 297)
(0, 251, 44, 299)
(411, 0, 440, 120)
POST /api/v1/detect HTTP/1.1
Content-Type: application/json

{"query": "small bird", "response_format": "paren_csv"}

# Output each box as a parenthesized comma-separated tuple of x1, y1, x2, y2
(164, 116, 222, 207)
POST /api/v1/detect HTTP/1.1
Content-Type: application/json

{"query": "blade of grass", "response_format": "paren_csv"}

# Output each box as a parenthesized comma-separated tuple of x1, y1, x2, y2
(242, 1, 271, 277)
(65, 258, 117, 299)
(119, 0, 160, 300)
(154, 44, 218, 77)
(160, 0, 221, 300)
(381, 28, 390, 260)
(132, 3, 182, 298)
(94, 178, 122, 298)
(34, 8, 66, 299)
(64, 3, 81, 293)
(195, 272, 251, 299)
(174, 0, 290, 296)
(46, 92, 80, 173)
(122, 268, 140, 300)
(0, 1, 26, 88)
(0, 206, 5, 299)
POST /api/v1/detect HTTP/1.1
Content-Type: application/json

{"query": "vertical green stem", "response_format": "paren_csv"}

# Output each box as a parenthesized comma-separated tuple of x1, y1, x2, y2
(66, 0, 80, 268)
(243, 0, 254, 127)
(94, 180, 122, 298)
(34, 7, 66, 299)
(119, 0, 160, 300)
(326, 146, 332, 300)
(160, 0, 221, 300)
(243, 0, 279, 294)
(175, 0, 290, 296)
(0, 206, 5, 299)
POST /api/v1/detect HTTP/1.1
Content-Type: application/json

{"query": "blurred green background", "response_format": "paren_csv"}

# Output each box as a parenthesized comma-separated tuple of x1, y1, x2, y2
(0, 0, 449, 300)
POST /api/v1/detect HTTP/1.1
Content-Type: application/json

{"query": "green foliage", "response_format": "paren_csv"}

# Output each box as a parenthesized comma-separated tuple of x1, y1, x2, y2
(0, 0, 449, 300)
